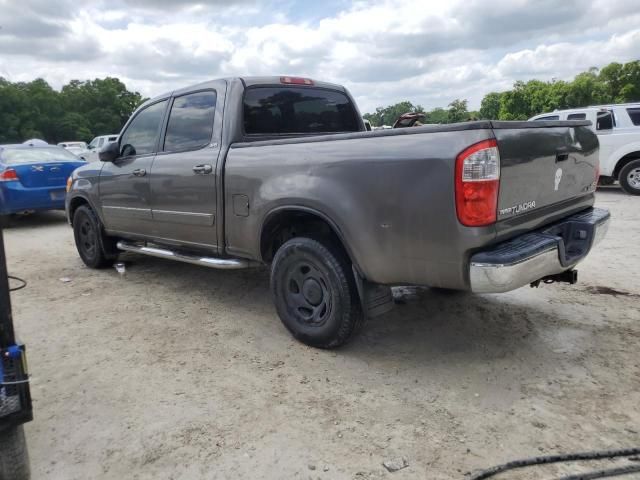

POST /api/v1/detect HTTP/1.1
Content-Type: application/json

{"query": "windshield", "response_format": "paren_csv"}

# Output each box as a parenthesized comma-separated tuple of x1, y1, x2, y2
(1, 146, 80, 164)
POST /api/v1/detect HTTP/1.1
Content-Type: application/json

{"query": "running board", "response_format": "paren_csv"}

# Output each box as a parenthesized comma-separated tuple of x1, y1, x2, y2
(116, 241, 255, 270)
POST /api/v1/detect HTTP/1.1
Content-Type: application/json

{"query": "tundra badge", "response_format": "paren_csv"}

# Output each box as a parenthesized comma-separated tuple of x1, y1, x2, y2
(499, 200, 536, 217)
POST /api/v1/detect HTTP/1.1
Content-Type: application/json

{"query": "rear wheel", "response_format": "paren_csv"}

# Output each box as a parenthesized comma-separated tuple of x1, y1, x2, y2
(72, 205, 117, 268)
(0, 426, 30, 480)
(619, 159, 640, 195)
(270, 237, 363, 348)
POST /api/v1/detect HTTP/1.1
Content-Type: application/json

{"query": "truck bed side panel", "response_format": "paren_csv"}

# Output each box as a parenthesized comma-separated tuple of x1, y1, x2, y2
(224, 128, 494, 287)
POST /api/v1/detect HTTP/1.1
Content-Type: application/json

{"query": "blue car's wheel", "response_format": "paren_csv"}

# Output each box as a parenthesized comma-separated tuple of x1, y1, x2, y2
(72, 205, 116, 268)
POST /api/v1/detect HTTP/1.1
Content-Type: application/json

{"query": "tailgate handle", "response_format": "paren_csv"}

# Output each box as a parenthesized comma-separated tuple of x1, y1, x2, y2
(556, 152, 569, 162)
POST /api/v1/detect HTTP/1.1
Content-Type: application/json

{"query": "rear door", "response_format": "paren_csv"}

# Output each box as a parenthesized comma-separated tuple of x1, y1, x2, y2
(148, 86, 222, 249)
(493, 121, 599, 230)
(99, 99, 168, 235)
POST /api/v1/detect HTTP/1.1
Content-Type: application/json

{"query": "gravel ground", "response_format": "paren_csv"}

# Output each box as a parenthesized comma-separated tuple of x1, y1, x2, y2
(3, 188, 640, 479)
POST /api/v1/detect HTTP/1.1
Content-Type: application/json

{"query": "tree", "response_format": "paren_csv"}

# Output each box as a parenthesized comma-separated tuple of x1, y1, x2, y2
(425, 107, 449, 124)
(479, 92, 502, 119)
(363, 101, 425, 127)
(0, 77, 144, 144)
(362, 60, 640, 124)
(447, 99, 468, 123)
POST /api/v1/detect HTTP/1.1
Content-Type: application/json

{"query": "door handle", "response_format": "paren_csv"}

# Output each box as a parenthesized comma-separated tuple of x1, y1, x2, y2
(192, 164, 213, 174)
(132, 168, 146, 177)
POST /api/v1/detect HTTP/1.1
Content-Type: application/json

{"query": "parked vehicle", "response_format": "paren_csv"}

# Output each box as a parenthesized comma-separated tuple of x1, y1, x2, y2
(530, 104, 640, 194)
(58, 142, 88, 158)
(83, 135, 119, 162)
(1, 144, 86, 217)
(66, 76, 609, 348)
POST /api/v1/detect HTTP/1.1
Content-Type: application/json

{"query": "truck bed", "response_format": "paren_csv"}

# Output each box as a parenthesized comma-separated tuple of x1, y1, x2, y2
(224, 120, 598, 289)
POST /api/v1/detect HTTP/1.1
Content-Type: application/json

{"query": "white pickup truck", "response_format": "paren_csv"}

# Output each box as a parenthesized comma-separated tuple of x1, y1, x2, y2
(530, 103, 640, 195)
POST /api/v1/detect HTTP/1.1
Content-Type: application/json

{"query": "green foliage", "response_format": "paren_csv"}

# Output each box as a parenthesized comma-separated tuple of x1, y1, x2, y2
(447, 99, 468, 123)
(0, 77, 144, 144)
(363, 101, 425, 127)
(364, 60, 640, 124)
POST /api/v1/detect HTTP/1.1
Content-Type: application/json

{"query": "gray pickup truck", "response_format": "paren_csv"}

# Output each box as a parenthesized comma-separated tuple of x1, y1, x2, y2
(66, 76, 610, 348)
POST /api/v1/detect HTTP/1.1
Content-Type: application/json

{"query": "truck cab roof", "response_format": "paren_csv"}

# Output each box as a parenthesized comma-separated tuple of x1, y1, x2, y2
(146, 76, 347, 108)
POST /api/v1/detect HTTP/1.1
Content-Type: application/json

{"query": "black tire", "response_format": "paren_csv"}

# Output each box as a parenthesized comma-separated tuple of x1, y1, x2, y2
(619, 159, 640, 195)
(270, 237, 363, 349)
(0, 426, 30, 480)
(72, 205, 117, 268)
(598, 176, 615, 186)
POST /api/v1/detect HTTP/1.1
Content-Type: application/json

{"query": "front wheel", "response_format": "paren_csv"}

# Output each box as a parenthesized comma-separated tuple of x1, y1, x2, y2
(619, 159, 640, 195)
(270, 237, 363, 349)
(0, 426, 30, 480)
(72, 205, 117, 268)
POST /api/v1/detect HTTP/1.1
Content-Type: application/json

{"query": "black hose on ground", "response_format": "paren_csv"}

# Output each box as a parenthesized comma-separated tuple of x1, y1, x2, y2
(8, 275, 27, 292)
(557, 463, 640, 480)
(469, 447, 640, 480)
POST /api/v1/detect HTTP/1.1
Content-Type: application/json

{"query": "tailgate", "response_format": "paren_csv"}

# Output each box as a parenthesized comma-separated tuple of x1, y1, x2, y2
(493, 121, 598, 226)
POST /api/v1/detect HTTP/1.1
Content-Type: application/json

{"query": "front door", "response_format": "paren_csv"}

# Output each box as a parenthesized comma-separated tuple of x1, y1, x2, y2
(148, 89, 222, 249)
(99, 98, 169, 235)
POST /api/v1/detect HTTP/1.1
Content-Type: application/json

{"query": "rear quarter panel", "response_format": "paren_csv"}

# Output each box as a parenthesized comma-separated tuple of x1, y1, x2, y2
(224, 127, 495, 287)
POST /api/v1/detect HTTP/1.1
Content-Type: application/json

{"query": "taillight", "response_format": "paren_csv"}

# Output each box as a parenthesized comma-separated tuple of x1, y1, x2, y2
(0, 168, 19, 182)
(280, 76, 314, 85)
(455, 139, 500, 227)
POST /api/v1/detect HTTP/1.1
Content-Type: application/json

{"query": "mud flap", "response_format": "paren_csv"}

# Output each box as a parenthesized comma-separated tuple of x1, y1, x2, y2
(352, 266, 394, 318)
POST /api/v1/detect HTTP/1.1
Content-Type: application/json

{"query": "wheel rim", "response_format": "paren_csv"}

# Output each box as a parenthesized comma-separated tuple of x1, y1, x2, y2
(627, 167, 640, 189)
(284, 261, 332, 327)
(78, 218, 96, 257)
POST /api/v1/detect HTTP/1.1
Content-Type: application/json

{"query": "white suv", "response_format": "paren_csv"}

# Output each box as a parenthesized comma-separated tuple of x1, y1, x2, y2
(530, 104, 640, 195)
(83, 135, 119, 162)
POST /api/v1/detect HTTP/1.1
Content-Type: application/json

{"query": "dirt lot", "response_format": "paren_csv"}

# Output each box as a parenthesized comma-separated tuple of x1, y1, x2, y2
(3, 188, 639, 479)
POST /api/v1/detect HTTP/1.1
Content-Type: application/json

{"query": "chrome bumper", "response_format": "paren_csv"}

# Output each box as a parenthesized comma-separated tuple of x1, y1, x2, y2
(470, 207, 610, 294)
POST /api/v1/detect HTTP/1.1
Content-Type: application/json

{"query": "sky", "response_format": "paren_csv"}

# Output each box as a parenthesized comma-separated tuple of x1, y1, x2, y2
(1, 0, 639, 113)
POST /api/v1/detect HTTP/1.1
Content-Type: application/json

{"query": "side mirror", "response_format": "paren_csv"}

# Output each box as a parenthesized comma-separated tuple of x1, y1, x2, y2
(99, 141, 120, 162)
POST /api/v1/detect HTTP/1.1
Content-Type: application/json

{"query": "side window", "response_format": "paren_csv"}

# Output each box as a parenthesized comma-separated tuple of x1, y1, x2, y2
(120, 100, 168, 157)
(164, 91, 217, 152)
(98, 138, 105, 148)
(567, 113, 586, 120)
(627, 108, 640, 126)
(596, 111, 614, 131)
(534, 115, 560, 121)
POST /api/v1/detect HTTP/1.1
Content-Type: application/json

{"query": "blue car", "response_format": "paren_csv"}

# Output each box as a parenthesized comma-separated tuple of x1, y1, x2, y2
(0, 144, 86, 216)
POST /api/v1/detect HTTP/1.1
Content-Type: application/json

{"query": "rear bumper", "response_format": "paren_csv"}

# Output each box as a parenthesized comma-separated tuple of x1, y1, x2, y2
(0, 182, 66, 214)
(469, 207, 610, 293)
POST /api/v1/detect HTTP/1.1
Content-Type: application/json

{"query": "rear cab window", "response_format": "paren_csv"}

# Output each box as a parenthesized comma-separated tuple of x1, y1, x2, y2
(567, 113, 586, 120)
(243, 86, 360, 137)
